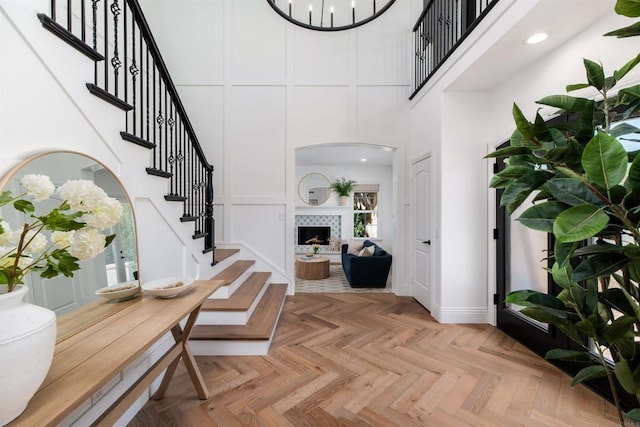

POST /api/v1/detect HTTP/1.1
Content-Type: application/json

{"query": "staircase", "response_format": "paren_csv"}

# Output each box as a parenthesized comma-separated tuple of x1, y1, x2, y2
(34, 0, 287, 355)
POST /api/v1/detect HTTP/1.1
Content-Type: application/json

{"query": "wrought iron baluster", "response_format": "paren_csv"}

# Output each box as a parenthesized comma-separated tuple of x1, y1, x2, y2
(123, 2, 128, 109)
(168, 102, 175, 195)
(145, 45, 150, 141)
(92, 0, 99, 84)
(67, 0, 72, 32)
(110, 0, 122, 97)
(81, 0, 86, 42)
(157, 79, 164, 172)
(164, 85, 168, 172)
(51, 0, 56, 20)
(129, 21, 138, 135)
(152, 63, 156, 168)
(104, 0, 108, 91)
(205, 167, 214, 252)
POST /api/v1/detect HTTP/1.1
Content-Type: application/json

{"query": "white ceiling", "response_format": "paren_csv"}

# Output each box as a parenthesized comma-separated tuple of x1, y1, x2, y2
(448, 0, 615, 91)
(296, 144, 394, 166)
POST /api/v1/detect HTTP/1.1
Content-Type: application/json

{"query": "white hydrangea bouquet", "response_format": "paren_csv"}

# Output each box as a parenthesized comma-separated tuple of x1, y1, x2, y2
(0, 174, 123, 293)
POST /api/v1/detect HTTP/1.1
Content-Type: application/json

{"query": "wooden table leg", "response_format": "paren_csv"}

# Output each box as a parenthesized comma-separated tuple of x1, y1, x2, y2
(152, 303, 209, 400)
(180, 305, 209, 399)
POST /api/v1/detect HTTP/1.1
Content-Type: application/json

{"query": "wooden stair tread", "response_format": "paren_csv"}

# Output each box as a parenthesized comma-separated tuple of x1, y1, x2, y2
(214, 248, 239, 263)
(191, 283, 287, 341)
(202, 272, 271, 312)
(210, 260, 255, 286)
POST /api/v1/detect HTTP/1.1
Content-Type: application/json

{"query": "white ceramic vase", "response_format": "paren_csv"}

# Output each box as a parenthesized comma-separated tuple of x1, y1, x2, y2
(0, 286, 56, 425)
(338, 195, 349, 206)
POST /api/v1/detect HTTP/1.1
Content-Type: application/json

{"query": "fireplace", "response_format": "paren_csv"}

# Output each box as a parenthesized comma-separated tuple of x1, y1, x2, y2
(297, 226, 331, 245)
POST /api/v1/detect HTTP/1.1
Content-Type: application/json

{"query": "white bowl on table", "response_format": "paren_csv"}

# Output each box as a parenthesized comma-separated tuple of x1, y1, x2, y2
(95, 281, 140, 301)
(141, 276, 196, 298)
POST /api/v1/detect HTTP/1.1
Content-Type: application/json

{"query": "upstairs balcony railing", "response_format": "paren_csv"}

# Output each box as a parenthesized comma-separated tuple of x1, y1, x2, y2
(411, 0, 499, 99)
(39, 0, 216, 260)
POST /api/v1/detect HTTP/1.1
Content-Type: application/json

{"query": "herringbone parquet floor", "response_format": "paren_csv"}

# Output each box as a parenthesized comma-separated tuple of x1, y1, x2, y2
(129, 293, 619, 426)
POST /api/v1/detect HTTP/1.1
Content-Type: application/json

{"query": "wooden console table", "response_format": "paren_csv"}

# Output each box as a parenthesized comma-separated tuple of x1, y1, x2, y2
(10, 279, 223, 427)
(296, 256, 330, 280)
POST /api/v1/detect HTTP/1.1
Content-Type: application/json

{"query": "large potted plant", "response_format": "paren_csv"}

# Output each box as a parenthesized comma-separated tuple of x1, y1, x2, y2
(486, 1, 640, 424)
(330, 177, 356, 206)
(0, 174, 122, 425)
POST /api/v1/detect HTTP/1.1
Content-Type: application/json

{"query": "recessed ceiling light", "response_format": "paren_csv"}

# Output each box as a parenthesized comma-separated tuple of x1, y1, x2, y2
(360, 158, 367, 162)
(525, 32, 549, 45)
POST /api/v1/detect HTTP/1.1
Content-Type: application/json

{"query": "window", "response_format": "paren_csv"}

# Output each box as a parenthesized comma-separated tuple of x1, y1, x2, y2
(353, 184, 379, 238)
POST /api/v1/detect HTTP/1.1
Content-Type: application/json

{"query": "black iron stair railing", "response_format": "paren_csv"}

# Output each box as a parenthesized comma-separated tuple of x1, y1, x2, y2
(411, 0, 499, 99)
(39, 0, 216, 263)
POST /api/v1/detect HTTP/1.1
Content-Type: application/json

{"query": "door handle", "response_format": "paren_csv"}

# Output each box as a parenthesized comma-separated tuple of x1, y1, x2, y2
(423, 240, 431, 245)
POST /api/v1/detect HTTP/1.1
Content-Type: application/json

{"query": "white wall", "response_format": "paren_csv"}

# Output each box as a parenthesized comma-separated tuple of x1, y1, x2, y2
(141, 0, 413, 289)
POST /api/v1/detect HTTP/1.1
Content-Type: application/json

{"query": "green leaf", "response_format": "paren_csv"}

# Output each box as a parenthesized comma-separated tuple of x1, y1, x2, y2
(614, 360, 640, 395)
(0, 190, 12, 205)
(566, 83, 590, 92)
(603, 316, 636, 343)
(615, 54, 640, 82)
(554, 241, 579, 267)
(605, 21, 640, 38)
(610, 122, 640, 138)
(505, 290, 539, 307)
(104, 234, 116, 247)
(484, 146, 531, 159)
(601, 288, 637, 317)
(517, 201, 568, 232)
(582, 131, 628, 190)
(620, 84, 640, 100)
(575, 315, 597, 337)
(546, 178, 604, 206)
(572, 253, 630, 282)
(496, 165, 533, 179)
(573, 242, 626, 256)
(533, 112, 552, 142)
(501, 171, 553, 215)
(551, 262, 573, 289)
(583, 59, 605, 90)
(555, 167, 584, 180)
(628, 259, 640, 283)
(38, 209, 84, 232)
(489, 175, 511, 189)
(627, 153, 640, 191)
(571, 365, 607, 386)
(537, 95, 592, 111)
(625, 408, 640, 422)
(545, 349, 593, 362)
(553, 204, 609, 243)
(13, 199, 34, 213)
(512, 104, 535, 139)
(615, 0, 640, 17)
(55, 251, 80, 277)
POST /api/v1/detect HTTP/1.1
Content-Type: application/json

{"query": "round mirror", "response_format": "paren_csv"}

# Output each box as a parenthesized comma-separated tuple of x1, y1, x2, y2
(298, 173, 331, 206)
(0, 151, 140, 342)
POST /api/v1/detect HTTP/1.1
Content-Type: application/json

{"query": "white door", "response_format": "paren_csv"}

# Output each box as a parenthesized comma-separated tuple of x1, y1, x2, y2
(411, 157, 431, 310)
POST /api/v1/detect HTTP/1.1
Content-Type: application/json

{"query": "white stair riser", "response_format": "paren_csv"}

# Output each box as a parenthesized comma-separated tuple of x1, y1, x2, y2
(208, 267, 254, 299)
(196, 277, 271, 325)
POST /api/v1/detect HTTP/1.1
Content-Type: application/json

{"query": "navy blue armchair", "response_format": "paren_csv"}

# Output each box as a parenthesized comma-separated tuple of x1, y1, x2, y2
(341, 240, 392, 288)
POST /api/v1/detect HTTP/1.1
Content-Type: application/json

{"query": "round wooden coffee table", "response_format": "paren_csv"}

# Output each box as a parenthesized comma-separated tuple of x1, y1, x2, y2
(296, 256, 330, 280)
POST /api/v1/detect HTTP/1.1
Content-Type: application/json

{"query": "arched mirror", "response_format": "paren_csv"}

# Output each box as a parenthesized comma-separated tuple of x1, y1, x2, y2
(298, 173, 331, 206)
(0, 151, 140, 342)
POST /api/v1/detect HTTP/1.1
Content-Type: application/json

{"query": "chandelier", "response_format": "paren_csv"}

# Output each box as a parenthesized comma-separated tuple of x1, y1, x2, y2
(266, 0, 397, 31)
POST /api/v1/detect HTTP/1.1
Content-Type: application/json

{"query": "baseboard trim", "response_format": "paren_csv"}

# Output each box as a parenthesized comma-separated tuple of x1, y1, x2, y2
(430, 303, 488, 324)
